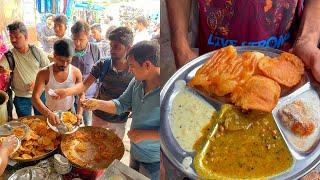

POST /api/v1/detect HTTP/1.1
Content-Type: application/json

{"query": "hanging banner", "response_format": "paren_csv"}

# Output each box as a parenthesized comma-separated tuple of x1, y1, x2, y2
(45, 0, 52, 13)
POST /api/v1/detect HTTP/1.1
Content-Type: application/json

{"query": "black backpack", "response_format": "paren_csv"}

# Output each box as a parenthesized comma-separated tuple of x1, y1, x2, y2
(4, 44, 42, 118)
(4, 44, 42, 88)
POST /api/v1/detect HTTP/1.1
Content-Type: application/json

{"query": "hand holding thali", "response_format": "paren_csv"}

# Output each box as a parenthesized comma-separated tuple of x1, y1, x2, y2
(47, 111, 61, 126)
(1, 135, 21, 156)
(47, 111, 80, 134)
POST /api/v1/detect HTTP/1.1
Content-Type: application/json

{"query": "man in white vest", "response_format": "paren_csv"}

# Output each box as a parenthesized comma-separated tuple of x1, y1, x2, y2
(32, 39, 83, 125)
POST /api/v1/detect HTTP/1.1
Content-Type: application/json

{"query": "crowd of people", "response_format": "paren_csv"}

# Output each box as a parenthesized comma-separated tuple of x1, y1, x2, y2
(0, 13, 160, 180)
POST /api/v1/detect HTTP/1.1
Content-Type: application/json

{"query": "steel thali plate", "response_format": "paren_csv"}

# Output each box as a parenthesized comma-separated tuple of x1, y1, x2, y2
(160, 46, 320, 179)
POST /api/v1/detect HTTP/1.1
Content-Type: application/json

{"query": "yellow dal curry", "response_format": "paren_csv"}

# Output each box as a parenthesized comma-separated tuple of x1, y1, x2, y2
(194, 104, 293, 179)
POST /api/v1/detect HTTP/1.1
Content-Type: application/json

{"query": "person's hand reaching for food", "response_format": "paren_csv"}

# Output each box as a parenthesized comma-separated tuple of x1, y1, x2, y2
(51, 89, 67, 100)
(75, 113, 83, 125)
(0, 135, 19, 176)
(47, 111, 60, 126)
(80, 98, 99, 111)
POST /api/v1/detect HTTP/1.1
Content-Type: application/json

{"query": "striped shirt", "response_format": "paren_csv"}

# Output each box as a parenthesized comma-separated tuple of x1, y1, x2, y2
(91, 58, 133, 122)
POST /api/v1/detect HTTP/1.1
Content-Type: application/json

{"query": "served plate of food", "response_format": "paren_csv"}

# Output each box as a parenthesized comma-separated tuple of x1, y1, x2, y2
(0, 121, 30, 140)
(47, 111, 80, 134)
(160, 45, 320, 179)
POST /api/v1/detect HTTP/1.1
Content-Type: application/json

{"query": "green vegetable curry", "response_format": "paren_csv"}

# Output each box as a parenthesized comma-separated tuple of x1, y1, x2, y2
(194, 104, 293, 179)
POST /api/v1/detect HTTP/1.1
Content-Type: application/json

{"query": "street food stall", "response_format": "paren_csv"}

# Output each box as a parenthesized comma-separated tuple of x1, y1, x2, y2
(0, 114, 148, 179)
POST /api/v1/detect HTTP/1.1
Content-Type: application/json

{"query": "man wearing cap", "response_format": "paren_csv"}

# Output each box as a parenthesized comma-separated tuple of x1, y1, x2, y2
(32, 39, 83, 125)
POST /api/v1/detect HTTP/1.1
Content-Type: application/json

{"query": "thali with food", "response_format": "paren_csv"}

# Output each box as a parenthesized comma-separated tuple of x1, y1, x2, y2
(61, 126, 125, 170)
(10, 115, 61, 162)
(0, 120, 30, 140)
(47, 111, 80, 134)
(160, 46, 320, 179)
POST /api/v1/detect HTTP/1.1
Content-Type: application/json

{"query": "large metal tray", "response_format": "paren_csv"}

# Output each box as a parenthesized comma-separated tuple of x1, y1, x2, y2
(160, 46, 320, 179)
(11, 115, 60, 163)
(61, 126, 125, 170)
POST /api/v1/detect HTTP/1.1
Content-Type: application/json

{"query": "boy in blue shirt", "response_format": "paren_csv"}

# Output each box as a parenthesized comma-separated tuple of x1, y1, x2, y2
(55, 41, 160, 179)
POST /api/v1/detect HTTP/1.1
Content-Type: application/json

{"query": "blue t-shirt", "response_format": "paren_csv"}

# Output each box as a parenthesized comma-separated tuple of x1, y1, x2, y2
(112, 78, 160, 163)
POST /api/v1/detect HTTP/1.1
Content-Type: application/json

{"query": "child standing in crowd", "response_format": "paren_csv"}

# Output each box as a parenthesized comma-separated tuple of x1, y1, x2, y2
(53, 15, 72, 44)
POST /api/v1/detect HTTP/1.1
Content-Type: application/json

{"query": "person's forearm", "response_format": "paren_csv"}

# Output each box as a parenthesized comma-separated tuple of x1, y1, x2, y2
(296, 1, 320, 45)
(96, 100, 117, 114)
(65, 82, 85, 96)
(166, 0, 196, 68)
(77, 93, 85, 115)
(135, 130, 160, 141)
(292, 1, 320, 83)
(0, 147, 9, 176)
(143, 130, 160, 141)
(32, 96, 52, 117)
(166, 0, 192, 48)
(66, 75, 95, 96)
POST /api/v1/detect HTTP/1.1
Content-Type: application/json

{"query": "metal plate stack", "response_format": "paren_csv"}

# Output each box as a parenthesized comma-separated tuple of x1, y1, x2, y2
(8, 166, 48, 180)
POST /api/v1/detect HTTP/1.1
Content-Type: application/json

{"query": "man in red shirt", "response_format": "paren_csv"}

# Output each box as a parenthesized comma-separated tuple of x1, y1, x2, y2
(166, 0, 320, 82)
